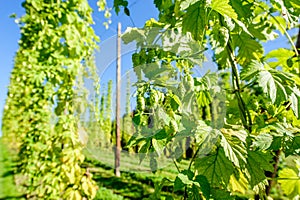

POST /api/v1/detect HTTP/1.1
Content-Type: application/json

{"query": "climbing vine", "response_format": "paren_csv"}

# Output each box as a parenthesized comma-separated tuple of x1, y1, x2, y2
(2, 0, 99, 199)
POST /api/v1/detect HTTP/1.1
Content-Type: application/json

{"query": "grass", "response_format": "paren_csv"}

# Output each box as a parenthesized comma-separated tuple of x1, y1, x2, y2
(85, 148, 190, 177)
(0, 139, 24, 200)
(85, 158, 181, 199)
(84, 149, 189, 199)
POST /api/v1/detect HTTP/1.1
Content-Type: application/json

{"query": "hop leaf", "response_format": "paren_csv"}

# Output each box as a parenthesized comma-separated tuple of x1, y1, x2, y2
(182, 2, 206, 41)
(278, 168, 300, 197)
(210, 0, 238, 20)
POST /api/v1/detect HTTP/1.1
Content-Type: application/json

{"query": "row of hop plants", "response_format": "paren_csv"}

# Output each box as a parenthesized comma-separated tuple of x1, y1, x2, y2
(2, 0, 101, 199)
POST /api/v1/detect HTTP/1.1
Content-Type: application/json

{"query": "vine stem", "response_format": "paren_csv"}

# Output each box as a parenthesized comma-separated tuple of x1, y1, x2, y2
(183, 140, 203, 200)
(173, 159, 181, 172)
(266, 150, 281, 196)
(218, 12, 252, 131)
(227, 44, 252, 132)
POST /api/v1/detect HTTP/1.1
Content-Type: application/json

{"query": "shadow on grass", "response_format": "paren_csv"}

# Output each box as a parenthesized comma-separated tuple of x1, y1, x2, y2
(85, 157, 181, 199)
(0, 194, 26, 200)
(92, 165, 154, 200)
(87, 164, 139, 197)
(1, 169, 15, 178)
(0, 141, 25, 200)
(95, 175, 149, 199)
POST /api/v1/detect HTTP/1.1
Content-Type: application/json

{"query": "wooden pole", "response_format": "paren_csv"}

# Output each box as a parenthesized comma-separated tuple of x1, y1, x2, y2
(115, 22, 121, 177)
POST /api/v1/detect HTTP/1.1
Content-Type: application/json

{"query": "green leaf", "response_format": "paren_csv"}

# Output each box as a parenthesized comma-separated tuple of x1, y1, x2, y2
(213, 48, 231, 70)
(189, 184, 202, 200)
(154, 0, 173, 11)
(138, 139, 151, 163)
(182, 2, 206, 41)
(241, 61, 300, 116)
(288, 0, 300, 9)
(174, 176, 185, 191)
(174, 170, 194, 191)
(287, 0, 300, 10)
(285, 135, 300, 156)
(97, 0, 106, 11)
(154, 0, 163, 10)
(220, 136, 239, 163)
(166, 196, 174, 200)
(180, 0, 199, 10)
(230, 0, 253, 19)
(178, 172, 194, 185)
(210, 25, 229, 52)
(143, 62, 164, 79)
(229, 171, 248, 194)
(194, 175, 210, 199)
(124, 7, 130, 16)
(113, 0, 128, 14)
(252, 133, 273, 150)
(290, 87, 300, 118)
(258, 70, 277, 103)
(152, 138, 165, 156)
(195, 148, 234, 187)
(170, 94, 181, 111)
(157, 107, 171, 125)
(211, 189, 234, 200)
(154, 129, 168, 140)
(267, 70, 297, 106)
(233, 33, 263, 66)
(246, 151, 273, 189)
(122, 27, 145, 44)
(270, 16, 286, 34)
(240, 60, 262, 81)
(210, 24, 231, 69)
(265, 48, 295, 69)
(278, 168, 300, 197)
(210, 0, 238, 19)
(220, 129, 247, 168)
(150, 156, 158, 172)
(271, 0, 298, 29)
(194, 124, 219, 157)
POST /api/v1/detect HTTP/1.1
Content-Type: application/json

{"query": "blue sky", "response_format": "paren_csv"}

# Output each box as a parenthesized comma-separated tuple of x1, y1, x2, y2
(0, 1, 298, 136)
